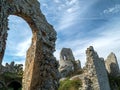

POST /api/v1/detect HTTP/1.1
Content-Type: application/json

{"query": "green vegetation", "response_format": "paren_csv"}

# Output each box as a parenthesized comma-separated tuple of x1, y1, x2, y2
(0, 87, 6, 90)
(109, 76, 120, 90)
(0, 72, 22, 83)
(14, 64, 23, 76)
(58, 78, 82, 90)
(0, 63, 23, 90)
(4, 72, 22, 78)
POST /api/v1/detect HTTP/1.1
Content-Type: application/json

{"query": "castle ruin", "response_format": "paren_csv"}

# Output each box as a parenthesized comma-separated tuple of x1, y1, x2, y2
(0, 0, 59, 90)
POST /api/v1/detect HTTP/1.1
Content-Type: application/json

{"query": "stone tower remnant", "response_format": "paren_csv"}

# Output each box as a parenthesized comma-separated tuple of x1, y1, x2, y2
(0, 0, 59, 90)
(83, 46, 110, 90)
(60, 48, 75, 61)
(59, 48, 81, 77)
(105, 52, 120, 77)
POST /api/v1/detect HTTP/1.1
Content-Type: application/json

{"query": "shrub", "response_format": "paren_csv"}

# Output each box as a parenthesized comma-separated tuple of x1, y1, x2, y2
(59, 78, 82, 90)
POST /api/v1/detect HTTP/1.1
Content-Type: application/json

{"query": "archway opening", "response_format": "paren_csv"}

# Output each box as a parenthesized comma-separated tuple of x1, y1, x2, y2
(2, 15, 32, 67)
(1, 15, 32, 89)
(7, 81, 22, 90)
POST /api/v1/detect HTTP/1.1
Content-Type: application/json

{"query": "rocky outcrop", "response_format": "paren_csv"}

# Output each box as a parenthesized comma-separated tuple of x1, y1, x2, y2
(105, 52, 120, 77)
(81, 46, 110, 90)
(59, 48, 81, 77)
(0, 0, 59, 90)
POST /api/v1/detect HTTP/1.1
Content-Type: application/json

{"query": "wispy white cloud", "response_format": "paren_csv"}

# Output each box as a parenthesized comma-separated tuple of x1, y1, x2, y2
(57, 5, 80, 30)
(55, 0, 81, 31)
(55, 0, 99, 31)
(15, 38, 31, 57)
(3, 15, 32, 65)
(4, 0, 120, 68)
(39, 0, 120, 67)
(53, 0, 60, 3)
(39, 0, 99, 32)
(54, 18, 120, 67)
(103, 4, 120, 14)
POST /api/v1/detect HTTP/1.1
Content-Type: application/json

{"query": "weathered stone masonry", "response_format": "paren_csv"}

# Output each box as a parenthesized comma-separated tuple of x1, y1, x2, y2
(0, 0, 59, 90)
(84, 46, 111, 90)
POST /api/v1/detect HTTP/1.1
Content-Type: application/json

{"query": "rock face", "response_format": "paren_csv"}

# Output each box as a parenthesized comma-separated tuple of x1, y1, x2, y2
(0, 0, 59, 90)
(59, 48, 81, 77)
(82, 46, 110, 90)
(105, 52, 120, 77)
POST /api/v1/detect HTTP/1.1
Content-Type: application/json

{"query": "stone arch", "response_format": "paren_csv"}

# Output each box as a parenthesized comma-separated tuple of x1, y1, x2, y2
(0, 0, 59, 90)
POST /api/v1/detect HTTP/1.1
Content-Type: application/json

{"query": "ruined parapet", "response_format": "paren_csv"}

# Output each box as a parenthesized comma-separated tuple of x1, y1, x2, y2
(60, 48, 75, 61)
(83, 46, 110, 90)
(74, 60, 81, 70)
(59, 48, 75, 77)
(105, 52, 120, 77)
(0, 61, 23, 74)
(0, 0, 59, 90)
(59, 48, 81, 77)
(59, 60, 74, 77)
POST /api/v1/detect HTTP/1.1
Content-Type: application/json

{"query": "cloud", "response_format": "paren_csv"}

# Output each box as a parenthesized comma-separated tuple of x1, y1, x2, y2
(3, 0, 120, 68)
(15, 38, 31, 57)
(103, 4, 120, 14)
(3, 15, 32, 65)
(39, 0, 100, 32)
(54, 18, 120, 67)
(57, 5, 80, 30)
(39, 0, 80, 31)
(53, 0, 60, 3)
(55, 0, 81, 31)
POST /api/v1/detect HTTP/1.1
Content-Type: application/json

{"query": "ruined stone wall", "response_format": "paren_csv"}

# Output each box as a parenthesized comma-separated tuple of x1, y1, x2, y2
(0, 0, 59, 90)
(84, 46, 110, 90)
(60, 48, 75, 61)
(105, 52, 120, 77)
(59, 48, 81, 78)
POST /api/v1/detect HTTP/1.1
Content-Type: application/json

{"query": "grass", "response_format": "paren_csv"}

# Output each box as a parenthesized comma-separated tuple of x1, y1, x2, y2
(58, 78, 82, 90)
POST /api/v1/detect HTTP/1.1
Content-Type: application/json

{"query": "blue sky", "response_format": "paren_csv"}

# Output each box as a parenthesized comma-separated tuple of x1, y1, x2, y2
(3, 0, 120, 67)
